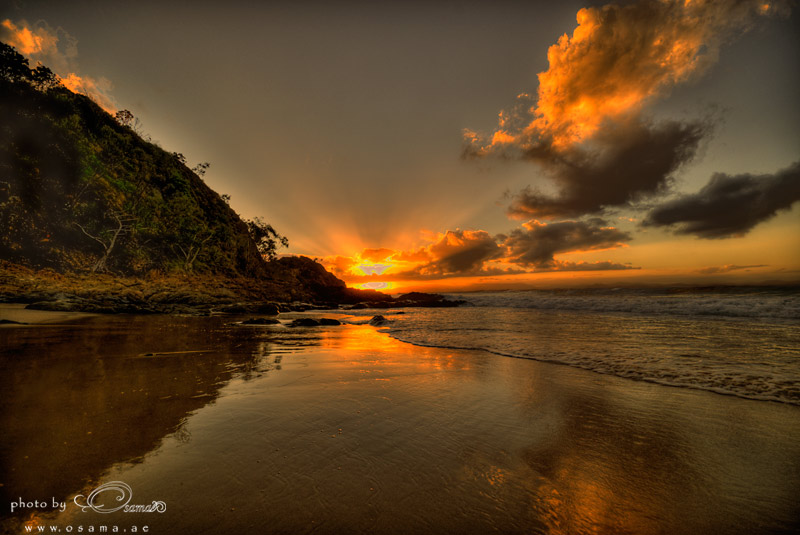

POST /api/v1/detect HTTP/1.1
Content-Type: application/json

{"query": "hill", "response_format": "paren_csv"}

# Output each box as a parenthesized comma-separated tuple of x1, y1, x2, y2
(0, 41, 354, 308)
(0, 41, 465, 313)
(0, 41, 272, 277)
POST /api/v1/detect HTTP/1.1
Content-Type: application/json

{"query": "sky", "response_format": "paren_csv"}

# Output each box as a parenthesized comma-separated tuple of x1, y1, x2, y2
(2, 0, 799, 291)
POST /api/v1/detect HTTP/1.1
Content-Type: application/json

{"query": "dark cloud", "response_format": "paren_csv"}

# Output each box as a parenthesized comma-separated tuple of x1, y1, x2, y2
(406, 229, 504, 277)
(388, 265, 523, 282)
(500, 218, 632, 269)
(541, 260, 638, 272)
(644, 161, 800, 238)
(696, 264, 768, 275)
(507, 119, 708, 219)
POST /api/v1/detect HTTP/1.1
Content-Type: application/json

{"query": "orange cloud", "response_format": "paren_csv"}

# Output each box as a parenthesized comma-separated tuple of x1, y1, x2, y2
(1, 19, 117, 113)
(1, 19, 59, 56)
(467, 0, 788, 155)
(58, 72, 116, 113)
(360, 247, 395, 262)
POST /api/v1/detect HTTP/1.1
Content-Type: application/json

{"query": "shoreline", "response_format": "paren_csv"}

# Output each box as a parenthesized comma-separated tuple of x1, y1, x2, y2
(2, 318, 799, 534)
(0, 261, 463, 316)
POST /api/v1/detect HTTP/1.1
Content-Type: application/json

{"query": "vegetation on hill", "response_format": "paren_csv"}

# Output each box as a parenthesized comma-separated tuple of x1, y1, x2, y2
(0, 41, 281, 277)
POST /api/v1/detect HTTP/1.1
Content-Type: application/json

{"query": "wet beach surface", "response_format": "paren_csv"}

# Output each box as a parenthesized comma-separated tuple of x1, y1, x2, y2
(1, 310, 799, 534)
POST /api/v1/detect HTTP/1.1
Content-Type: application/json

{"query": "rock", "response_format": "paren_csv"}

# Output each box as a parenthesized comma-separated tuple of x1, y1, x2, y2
(369, 315, 388, 326)
(318, 318, 341, 326)
(289, 318, 320, 327)
(394, 292, 467, 308)
(0, 319, 26, 325)
(219, 303, 248, 314)
(251, 302, 280, 315)
(26, 299, 82, 312)
(241, 317, 280, 325)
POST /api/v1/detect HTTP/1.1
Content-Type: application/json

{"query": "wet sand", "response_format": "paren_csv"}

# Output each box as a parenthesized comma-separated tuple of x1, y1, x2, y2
(1, 313, 799, 534)
(0, 303, 95, 325)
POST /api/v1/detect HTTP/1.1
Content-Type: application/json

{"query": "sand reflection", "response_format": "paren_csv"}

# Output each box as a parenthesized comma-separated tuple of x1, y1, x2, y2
(2, 316, 799, 534)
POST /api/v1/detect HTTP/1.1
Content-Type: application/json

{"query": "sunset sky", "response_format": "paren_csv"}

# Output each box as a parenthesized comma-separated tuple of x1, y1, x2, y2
(2, 0, 799, 291)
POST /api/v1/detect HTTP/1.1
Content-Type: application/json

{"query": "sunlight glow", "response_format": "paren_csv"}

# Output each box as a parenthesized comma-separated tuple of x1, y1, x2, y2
(356, 263, 393, 276)
(356, 281, 395, 291)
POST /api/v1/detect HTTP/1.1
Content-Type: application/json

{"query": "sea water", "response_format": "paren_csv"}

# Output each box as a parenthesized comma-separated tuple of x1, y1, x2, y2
(368, 287, 800, 405)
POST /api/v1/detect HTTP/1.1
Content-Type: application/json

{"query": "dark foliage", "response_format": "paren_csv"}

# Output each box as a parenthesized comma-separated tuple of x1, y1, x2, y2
(0, 41, 282, 276)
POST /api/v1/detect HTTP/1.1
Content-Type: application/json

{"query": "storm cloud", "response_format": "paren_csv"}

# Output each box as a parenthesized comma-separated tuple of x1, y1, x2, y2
(396, 229, 505, 278)
(507, 119, 708, 219)
(644, 161, 800, 238)
(499, 218, 632, 269)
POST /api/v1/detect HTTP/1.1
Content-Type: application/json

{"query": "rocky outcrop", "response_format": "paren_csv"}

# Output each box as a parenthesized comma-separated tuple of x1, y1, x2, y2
(240, 317, 280, 325)
(1, 260, 468, 315)
(369, 315, 388, 326)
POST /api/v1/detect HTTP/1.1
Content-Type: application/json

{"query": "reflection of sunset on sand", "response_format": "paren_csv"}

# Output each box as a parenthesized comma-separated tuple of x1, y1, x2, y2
(2, 313, 798, 534)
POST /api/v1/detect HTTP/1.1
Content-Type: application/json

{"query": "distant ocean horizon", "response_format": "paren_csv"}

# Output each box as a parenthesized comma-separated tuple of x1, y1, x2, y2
(354, 286, 800, 405)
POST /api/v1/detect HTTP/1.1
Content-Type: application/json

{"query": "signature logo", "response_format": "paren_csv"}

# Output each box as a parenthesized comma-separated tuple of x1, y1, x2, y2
(74, 481, 166, 514)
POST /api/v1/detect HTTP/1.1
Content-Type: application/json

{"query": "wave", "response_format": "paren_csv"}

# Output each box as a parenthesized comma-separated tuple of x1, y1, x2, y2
(376, 304, 800, 406)
(445, 288, 800, 321)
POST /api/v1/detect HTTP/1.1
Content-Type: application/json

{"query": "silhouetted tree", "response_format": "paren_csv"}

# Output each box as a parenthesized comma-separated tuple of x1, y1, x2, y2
(246, 217, 288, 260)
(115, 109, 134, 128)
(0, 41, 31, 84)
(31, 64, 59, 91)
(192, 162, 210, 177)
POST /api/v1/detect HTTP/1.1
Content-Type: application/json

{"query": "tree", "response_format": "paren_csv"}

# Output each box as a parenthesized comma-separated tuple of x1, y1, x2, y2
(114, 109, 144, 135)
(0, 42, 31, 84)
(246, 217, 288, 261)
(31, 64, 59, 91)
(192, 162, 210, 177)
(75, 211, 137, 272)
(174, 231, 213, 271)
(114, 109, 134, 128)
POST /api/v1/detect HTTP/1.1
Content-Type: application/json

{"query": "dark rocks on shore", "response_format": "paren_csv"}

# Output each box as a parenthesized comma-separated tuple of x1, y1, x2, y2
(394, 292, 467, 308)
(344, 293, 466, 310)
(289, 318, 320, 327)
(288, 317, 343, 327)
(240, 317, 280, 325)
(10, 284, 466, 316)
(220, 302, 281, 315)
(369, 315, 388, 326)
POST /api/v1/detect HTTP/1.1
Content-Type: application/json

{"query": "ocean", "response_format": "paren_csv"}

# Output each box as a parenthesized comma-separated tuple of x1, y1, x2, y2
(353, 287, 800, 406)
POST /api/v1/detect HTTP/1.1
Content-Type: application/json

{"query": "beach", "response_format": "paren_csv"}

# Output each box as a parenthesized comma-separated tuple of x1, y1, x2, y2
(1, 304, 799, 534)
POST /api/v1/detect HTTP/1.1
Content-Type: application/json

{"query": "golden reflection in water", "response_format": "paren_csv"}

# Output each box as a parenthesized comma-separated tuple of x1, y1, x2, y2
(319, 324, 471, 375)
